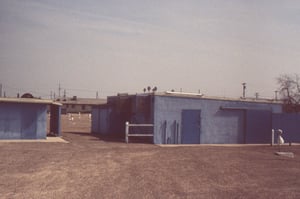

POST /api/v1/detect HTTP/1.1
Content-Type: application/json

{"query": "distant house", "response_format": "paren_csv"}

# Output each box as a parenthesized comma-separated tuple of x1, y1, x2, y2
(0, 97, 61, 139)
(92, 92, 300, 144)
(57, 96, 107, 114)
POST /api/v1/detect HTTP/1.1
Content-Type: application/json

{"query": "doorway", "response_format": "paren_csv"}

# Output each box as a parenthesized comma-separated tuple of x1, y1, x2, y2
(181, 110, 201, 144)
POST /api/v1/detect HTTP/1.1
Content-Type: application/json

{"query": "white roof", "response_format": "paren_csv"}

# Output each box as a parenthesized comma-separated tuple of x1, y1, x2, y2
(155, 91, 282, 105)
(0, 97, 62, 106)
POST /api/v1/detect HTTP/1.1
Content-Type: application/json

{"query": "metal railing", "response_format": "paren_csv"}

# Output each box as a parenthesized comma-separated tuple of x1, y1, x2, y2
(125, 121, 154, 143)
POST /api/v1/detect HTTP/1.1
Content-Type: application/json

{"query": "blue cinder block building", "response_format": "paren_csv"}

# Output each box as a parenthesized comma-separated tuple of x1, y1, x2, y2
(92, 92, 299, 144)
(0, 98, 61, 139)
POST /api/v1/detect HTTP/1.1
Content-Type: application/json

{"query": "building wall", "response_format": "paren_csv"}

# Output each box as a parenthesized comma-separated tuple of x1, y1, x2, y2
(91, 108, 100, 133)
(91, 106, 112, 134)
(244, 110, 273, 144)
(153, 96, 282, 144)
(49, 104, 61, 136)
(91, 95, 153, 137)
(62, 104, 92, 114)
(0, 103, 47, 139)
(91, 94, 284, 144)
(272, 113, 300, 142)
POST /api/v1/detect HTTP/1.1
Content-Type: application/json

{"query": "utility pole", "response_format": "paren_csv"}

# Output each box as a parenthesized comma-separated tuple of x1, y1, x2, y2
(255, 92, 259, 100)
(58, 82, 61, 98)
(242, 83, 246, 98)
(0, 83, 2, 97)
(96, 91, 99, 99)
(275, 90, 278, 101)
(63, 89, 66, 99)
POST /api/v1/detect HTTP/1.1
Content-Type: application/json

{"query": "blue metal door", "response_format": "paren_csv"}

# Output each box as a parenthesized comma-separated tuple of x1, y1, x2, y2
(246, 110, 272, 143)
(181, 110, 201, 144)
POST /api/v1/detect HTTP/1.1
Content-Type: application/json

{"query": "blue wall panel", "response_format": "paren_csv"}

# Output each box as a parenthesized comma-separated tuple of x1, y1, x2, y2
(0, 103, 47, 139)
(21, 105, 37, 139)
(92, 106, 114, 134)
(272, 113, 300, 142)
(98, 108, 111, 134)
(246, 110, 272, 144)
(91, 108, 100, 133)
(36, 107, 47, 138)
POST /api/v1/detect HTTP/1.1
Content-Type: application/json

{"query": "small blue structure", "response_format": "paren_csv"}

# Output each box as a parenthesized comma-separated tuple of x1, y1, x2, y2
(0, 98, 61, 139)
(91, 92, 300, 144)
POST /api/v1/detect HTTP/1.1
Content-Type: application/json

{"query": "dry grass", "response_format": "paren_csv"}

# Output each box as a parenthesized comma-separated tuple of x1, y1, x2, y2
(0, 114, 300, 198)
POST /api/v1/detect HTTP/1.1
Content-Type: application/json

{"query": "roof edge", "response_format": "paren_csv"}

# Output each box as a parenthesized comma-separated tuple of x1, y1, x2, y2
(0, 97, 62, 106)
(154, 92, 282, 105)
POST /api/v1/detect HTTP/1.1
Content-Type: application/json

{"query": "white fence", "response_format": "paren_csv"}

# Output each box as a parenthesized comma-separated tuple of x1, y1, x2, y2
(125, 121, 154, 143)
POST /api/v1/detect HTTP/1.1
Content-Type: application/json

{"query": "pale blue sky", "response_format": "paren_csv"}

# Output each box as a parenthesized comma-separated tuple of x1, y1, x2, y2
(1, 0, 299, 98)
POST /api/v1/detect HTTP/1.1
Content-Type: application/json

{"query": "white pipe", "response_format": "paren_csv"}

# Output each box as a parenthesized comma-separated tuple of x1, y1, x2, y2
(125, 122, 129, 143)
(271, 129, 274, 146)
(165, 91, 203, 97)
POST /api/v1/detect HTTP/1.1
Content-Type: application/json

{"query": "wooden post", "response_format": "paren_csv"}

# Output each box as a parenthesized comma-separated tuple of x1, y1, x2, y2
(125, 121, 129, 143)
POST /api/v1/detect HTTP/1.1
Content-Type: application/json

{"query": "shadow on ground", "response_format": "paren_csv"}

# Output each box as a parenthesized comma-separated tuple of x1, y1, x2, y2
(63, 131, 125, 143)
(64, 131, 153, 144)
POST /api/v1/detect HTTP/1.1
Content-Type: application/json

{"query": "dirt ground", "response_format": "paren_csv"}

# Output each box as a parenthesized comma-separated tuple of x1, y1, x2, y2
(1, 114, 300, 199)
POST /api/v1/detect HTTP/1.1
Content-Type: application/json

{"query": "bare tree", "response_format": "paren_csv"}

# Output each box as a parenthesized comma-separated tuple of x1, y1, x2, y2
(277, 74, 300, 112)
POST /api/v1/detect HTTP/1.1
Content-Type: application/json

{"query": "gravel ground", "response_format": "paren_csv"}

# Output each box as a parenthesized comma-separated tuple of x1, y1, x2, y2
(0, 114, 300, 199)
